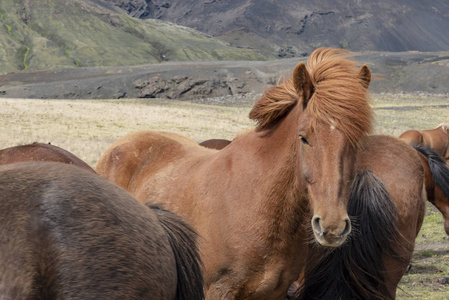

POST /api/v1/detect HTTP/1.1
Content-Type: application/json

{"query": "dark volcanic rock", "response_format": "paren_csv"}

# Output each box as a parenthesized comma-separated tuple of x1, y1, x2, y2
(134, 74, 242, 99)
(103, 0, 449, 56)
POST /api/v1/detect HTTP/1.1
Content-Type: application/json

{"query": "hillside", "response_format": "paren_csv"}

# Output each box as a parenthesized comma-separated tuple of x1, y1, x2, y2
(0, 0, 270, 75)
(1, 0, 449, 99)
(106, 0, 449, 58)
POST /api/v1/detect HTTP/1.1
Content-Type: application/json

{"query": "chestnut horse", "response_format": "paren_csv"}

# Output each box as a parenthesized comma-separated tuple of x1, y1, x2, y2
(96, 48, 374, 299)
(399, 124, 449, 235)
(412, 144, 449, 235)
(399, 123, 449, 161)
(0, 142, 95, 173)
(201, 135, 429, 299)
(0, 162, 203, 300)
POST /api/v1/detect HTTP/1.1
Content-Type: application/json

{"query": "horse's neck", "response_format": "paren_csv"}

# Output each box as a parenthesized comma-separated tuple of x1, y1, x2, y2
(441, 126, 449, 159)
(237, 115, 301, 187)
(231, 114, 310, 235)
(441, 126, 449, 140)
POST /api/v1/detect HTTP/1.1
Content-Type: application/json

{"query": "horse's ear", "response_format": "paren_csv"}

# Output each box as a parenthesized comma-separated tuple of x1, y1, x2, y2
(293, 63, 314, 109)
(358, 64, 371, 89)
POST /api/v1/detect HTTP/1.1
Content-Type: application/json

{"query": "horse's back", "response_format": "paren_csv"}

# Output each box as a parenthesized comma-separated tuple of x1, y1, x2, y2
(0, 162, 178, 299)
(96, 130, 213, 193)
(400, 126, 449, 160)
(422, 126, 449, 160)
(0, 143, 95, 173)
(399, 129, 424, 146)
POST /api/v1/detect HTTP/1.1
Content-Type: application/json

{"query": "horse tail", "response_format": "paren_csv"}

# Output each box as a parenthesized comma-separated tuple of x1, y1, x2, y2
(297, 170, 401, 300)
(149, 205, 204, 300)
(413, 144, 449, 198)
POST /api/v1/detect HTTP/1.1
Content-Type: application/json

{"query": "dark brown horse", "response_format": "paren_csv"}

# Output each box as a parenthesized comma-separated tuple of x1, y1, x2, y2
(0, 162, 203, 300)
(96, 48, 374, 299)
(199, 139, 231, 150)
(0, 142, 95, 173)
(399, 123, 449, 161)
(290, 135, 427, 299)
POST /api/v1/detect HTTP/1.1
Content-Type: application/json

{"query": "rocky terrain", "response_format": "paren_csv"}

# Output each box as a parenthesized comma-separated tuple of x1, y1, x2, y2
(1, 51, 449, 100)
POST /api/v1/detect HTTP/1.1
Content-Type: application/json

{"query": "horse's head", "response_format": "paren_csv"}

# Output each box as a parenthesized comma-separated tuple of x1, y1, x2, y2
(296, 116, 356, 247)
(249, 48, 373, 247)
(294, 50, 373, 247)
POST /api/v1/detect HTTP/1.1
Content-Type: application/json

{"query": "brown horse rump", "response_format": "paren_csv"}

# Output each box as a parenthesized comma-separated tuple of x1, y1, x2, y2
(0, 142, 95, 173)
(0, 162, 203, 300)
(399, 123, 449, 160)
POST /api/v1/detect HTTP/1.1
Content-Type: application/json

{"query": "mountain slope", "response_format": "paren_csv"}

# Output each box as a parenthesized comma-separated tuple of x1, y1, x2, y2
(106, 0, 449, 57)
(0, 0, 270, 74)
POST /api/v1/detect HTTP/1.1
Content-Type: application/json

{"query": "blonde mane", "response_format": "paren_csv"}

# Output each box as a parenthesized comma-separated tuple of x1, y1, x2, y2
(437, 123, 449, 131)
(249, 48, 373, 146)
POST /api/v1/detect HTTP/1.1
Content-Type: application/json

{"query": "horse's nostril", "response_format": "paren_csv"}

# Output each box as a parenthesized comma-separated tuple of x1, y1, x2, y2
(341, 218, 351, 237)
(312, 216, 322, 236)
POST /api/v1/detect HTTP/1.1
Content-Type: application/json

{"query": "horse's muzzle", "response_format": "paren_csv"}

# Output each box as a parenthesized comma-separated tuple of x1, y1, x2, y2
(311, 215, 351, 247)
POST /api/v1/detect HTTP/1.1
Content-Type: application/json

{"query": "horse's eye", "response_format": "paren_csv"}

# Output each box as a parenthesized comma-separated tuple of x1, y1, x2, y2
(299, 136, 310, 145)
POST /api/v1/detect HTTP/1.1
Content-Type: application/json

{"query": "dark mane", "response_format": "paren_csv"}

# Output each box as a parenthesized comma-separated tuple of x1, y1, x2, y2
(413, 144, 449, 198)
(296, 171, 405, 300)
(249, 48, 373, 145)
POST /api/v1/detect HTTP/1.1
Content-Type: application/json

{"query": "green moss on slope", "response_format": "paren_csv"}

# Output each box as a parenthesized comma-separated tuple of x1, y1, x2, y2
(0, 0, 272, 75)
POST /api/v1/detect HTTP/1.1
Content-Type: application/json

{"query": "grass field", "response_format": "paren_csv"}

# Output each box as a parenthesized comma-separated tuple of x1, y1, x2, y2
(0, 93, 448, 298)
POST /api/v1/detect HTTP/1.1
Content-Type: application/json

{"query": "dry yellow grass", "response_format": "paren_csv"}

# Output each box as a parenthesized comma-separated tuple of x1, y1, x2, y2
(1, 93, 447, 167)
(0, 98, 255, 167)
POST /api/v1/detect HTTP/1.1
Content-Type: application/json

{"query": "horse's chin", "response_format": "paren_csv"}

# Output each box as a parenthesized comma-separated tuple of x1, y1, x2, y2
(314, 234, 347, 248)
